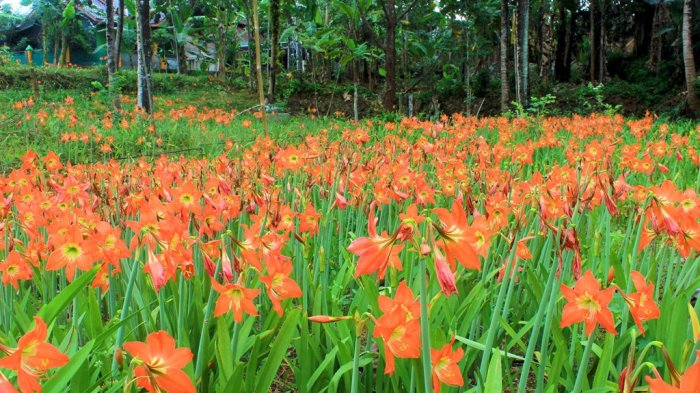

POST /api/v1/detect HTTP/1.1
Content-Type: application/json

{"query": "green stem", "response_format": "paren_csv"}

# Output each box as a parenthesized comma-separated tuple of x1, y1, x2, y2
(351, 330, 361, 393)
(516, 237, 556, 393)
(479, 236, 518, 380)
(572, 335, 594, 393)
(111, 253, 142, 377)
(194, 260, 222, 385)
(419, 258, 432, 393)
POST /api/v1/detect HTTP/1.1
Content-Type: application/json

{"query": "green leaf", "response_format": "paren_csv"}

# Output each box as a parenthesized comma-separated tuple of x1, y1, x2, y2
(307, 346, 339, 391)
(326, 356, 375, 393)
(37, 266, 98, 326)
(253, 309, 301, 393)
(62, 1, 75, 25)
(378, 67, 386, 77)
(592, 333, 615, 388)
(43, 340, 95, 393)
(484, 350, 502, 393)
(454, 335, 526, 361)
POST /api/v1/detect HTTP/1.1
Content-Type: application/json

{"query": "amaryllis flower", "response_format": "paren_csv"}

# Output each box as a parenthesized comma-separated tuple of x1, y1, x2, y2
(433, 248, 457, 297)
(645, 351, 700, 393)
(0, 371, 18, 393)
(123, 331, 195, 393)
(432, 200, 481, 271)
(372, 309, 421, 375)
(348, 202, 404, 278)
(621, 271, 660, 336)
(46, 226, 99, 281)
(431, 341, 465, 393)
(0, 317, 69, 393)
(144, 250, 174, 292)
(560, 270, 617, 336)
(211, 279, 260, 323)
(260, 254, 302, 316)
(377, 281, 421, 320)
(0, 250, 33, 290)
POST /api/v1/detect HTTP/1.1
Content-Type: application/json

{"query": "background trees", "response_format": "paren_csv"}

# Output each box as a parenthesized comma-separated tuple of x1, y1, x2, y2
(4, 0, 698, 116)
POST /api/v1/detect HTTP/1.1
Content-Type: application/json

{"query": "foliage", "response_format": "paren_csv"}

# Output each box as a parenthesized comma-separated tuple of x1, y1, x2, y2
(0, 88, 699, 393)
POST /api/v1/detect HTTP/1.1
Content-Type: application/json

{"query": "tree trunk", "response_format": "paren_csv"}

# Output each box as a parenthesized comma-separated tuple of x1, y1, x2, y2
(58, 32, 67, 67)
(115, 0, 125, 69)
(178, 44, 188, 73)
(268, 0, 281, 103)
(539, 2, 552, 82)
(598, 0, 605, 82)
(106, 0, 121, 110)
(252, 0, 268, 133)
(216, 9, 228, 81)
(53, 34, 59, 65)
(500, 0, 509, 112)
(382, 0, 398, 111)
(518, 0, 529, 106)
(589, 0, 601, 82)
(554, 2, 568, 82)
(683, 0, 698, 113)
(513, 6, 521, 105)
(565, 4, 576, 78)
(41, 27, 48, 65)
(136, 0, 153, 113)
(243, 0, 256, 91)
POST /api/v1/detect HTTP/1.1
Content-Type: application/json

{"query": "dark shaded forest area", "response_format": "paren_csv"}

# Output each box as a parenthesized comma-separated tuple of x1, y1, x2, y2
(1, 0, 699, 118)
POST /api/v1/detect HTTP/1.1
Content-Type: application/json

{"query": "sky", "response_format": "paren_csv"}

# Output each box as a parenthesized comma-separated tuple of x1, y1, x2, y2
(1, 0, 31, 15)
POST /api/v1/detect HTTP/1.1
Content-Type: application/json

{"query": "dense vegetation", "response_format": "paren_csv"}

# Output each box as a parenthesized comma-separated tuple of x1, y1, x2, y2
(0, 83, 699, 393)
(0, 0, 699, 392)
(1, 0, 699, 118)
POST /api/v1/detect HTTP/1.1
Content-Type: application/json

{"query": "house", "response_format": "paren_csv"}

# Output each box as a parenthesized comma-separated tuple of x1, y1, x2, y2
(3, 2, 305, 73)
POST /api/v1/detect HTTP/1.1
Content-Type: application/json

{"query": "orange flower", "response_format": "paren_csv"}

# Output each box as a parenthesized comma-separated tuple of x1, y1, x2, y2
(46, 226, 99, 281)
(123, 331, 195, 393)
(0, 250, 33, 290)
(0, 371, 18, 393)
(621, 271, 660, 336)
(372, 281, 421, 374)
(377, 281, 420, 320)
(298, 203, 321, 235)
(259, 255, 302, 316)
(432, 200, 481, 271)
(431, 341, 464, 393)
(372, 309, 421, 375)
(0, 317, 69, 393)
(433, 248, 457, 297)
(645, 352, 700, 393)
(308, 315, 353, 323)
(212, 279, 260, 323)
(560, 270, 617, 336)
(347, 202, 404, 278)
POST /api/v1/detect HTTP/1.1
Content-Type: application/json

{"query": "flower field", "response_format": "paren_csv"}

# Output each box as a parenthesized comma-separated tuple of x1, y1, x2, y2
(1, 95, 700, 392)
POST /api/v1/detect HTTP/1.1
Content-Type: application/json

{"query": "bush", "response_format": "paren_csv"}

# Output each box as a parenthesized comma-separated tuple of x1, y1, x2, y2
(0, 63, 224, 94)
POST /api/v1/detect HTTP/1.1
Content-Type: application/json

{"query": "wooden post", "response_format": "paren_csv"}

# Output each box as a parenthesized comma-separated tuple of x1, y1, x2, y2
(25, 45, 34, 65)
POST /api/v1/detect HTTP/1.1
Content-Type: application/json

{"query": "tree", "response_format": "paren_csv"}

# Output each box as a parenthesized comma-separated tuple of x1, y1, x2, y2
(106, 0, 120, 109)
(252, 0, 268, 133)
(359, 0, 418, 111)
(500, 0, 509, 111)
(115, 0, 125, 68)
(682, 0, 698, 113)
(136, 0, 153, 113)
(268, 0, 281, 103)
(518, 0, 529, 106)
